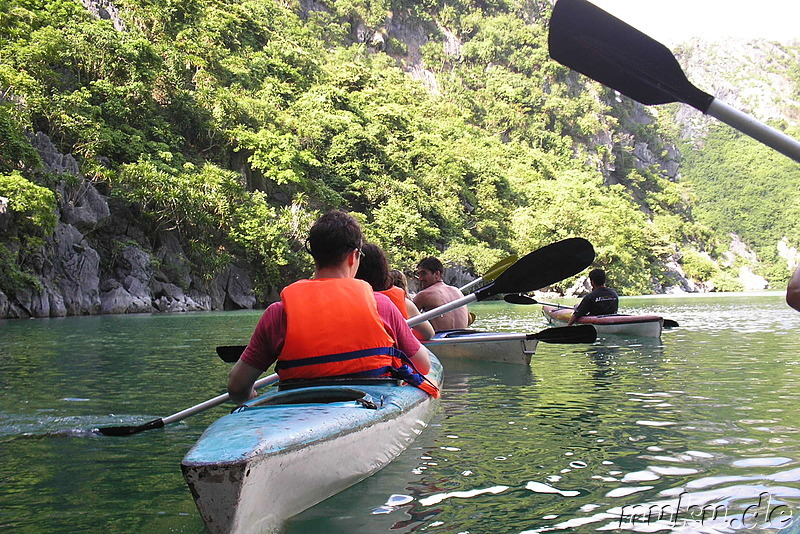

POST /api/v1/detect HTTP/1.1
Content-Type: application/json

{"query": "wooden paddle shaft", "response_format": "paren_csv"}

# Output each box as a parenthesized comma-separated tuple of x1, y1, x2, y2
(161, 373, 279, 425)
(707, 100, 800, 163)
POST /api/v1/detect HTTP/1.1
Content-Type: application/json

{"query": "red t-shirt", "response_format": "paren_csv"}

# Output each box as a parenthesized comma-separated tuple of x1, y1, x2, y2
(240, 292, 422, 371)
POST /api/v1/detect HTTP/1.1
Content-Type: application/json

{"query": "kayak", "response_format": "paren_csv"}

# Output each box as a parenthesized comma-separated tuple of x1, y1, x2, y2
(542, 305, 663, 338)
(422, 330, 537, 365)
(181, 354, 443, 534)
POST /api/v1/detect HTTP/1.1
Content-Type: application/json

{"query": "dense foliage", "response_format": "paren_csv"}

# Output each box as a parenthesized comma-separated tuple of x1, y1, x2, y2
(0, 0, 796, 302)
(681, 125, 800, 284)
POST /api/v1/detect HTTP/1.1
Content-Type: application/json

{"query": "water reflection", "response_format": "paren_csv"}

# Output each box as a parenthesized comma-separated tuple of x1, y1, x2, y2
(2, 297, 800, 533)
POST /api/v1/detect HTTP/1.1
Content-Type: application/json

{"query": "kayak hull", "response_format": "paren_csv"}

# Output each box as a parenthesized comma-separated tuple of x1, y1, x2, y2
(542, 305, 663, 338)
(423, 330, 537, 365)
(182, 355, 443, 533)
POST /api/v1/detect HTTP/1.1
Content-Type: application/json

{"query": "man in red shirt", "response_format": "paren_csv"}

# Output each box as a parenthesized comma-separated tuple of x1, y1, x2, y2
(228, 211, 433, 404)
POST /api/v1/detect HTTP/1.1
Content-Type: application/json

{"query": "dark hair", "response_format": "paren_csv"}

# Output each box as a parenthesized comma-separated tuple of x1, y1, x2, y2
(417, 256, 444, 274)
(355, 243, 392, 291)
(307, 211, 363, 268)
(389, 269, 408, 293)
(589, 268, 607, 286)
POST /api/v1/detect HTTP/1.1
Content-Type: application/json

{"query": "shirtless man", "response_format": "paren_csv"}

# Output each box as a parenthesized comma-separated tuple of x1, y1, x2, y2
(413, 256, 470, 332)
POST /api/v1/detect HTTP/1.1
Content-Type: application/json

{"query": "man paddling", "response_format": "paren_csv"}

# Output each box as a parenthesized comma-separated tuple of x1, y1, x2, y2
(227, 211, 436, 404)
(413, 257, 471, 332)
(567, 268, 619, 326)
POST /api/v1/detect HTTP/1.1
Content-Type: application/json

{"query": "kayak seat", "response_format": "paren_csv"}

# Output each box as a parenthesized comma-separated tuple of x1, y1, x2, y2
(247, 387, 370, 408)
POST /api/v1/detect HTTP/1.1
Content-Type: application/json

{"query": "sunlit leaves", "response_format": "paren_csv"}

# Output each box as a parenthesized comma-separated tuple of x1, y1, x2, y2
(510, 170, 658, 294)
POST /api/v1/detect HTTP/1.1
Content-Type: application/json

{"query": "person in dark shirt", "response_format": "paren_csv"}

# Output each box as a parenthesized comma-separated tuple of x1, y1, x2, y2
(568, 268, 619, 326)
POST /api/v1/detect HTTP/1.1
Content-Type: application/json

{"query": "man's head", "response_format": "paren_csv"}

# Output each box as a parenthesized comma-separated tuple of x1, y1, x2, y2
(307, 211, 363, 269)
(588, 268, 607, 287)
(416, 256, 444, 289)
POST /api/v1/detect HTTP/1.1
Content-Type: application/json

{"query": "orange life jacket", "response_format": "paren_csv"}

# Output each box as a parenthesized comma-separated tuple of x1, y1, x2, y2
(379, 286, 430, 342)
(379, 286, 408, 318)
(277, 278, 440, 398)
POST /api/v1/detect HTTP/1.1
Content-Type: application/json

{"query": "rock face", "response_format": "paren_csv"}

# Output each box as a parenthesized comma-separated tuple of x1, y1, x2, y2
(0, 133, 258, 319)
(674, 39, 800, 142)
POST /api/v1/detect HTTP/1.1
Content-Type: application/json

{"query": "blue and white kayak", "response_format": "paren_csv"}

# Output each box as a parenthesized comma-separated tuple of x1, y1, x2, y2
(181, 354, 443, 534)
(423, 330, 538, 365)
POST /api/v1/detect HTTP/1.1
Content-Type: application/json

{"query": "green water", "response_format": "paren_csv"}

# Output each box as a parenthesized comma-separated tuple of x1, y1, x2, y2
(1, 294, 799, 533)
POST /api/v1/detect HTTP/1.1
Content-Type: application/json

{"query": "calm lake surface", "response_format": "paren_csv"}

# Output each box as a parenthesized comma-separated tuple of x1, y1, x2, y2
(1, 293, 799, 533)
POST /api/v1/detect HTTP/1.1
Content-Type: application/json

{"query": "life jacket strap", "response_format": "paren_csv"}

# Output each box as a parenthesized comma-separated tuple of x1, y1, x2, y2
(275, 346, 401, 371)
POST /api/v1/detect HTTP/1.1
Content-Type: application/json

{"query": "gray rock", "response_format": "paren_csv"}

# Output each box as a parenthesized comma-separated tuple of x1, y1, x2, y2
(52, 223, 102, 315)
(0, 196, 10, 233)
(154, 232, 192, 289)
(31, 132, 80, 176)
(213, 265, 257, 310)
(80, 0, 125, 31)
(58, 180, 111, 230)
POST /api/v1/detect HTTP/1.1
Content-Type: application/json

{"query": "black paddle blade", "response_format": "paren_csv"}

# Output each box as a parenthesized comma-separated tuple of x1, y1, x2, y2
(548, 0, 713, 112)
(663, 319, 679, 328)
(531, 325, 596, 344)
(504, 294, 538, 305)
(477, 237, 594, 299)
(217, 345, 246, 363)
(96, 418, 165, 437)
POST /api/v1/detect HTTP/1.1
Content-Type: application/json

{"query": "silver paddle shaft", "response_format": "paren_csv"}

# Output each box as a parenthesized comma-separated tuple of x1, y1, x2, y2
(707, 99, 800, 163)
(407, 293, 478, 327)
(161, 373, 279, 425)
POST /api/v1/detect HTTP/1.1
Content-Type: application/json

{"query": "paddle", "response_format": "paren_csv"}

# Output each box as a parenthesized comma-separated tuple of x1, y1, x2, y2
(548, 0, 800, 163)
(423, 325, 597, 345)
(504, 294, 680, 328)
(459, 255, 518, 293)
(219, 326, 597, 362)
(408, 237, 595, 327)
(217, 239, 594, 362)
(504, 294, 568, 308)
(96, 373, 280, 436)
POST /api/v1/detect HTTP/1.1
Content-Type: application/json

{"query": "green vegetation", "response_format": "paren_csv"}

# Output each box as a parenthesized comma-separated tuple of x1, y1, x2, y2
(681, 125, 800, 285)
(1, 0, 797, 302)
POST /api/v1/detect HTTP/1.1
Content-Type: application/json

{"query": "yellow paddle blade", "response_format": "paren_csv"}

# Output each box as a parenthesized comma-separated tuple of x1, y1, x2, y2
(482, 255, 518, 282)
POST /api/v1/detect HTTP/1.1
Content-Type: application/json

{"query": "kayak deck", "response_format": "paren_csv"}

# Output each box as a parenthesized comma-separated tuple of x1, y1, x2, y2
(182, 357, 442, 533)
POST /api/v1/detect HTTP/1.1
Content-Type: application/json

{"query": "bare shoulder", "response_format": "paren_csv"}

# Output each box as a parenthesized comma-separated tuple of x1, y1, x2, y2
(413, 287, 436, 309)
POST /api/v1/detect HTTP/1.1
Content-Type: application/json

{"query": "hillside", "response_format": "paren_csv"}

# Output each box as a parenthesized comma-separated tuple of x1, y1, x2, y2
(1, 0, 798, 318)
(671, 38, 800, 285)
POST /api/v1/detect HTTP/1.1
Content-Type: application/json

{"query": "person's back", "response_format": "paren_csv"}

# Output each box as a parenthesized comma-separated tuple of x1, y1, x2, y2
(227, 212, 436, 403)
(568, 268, 619, 326)
(413, 257, 470, 332)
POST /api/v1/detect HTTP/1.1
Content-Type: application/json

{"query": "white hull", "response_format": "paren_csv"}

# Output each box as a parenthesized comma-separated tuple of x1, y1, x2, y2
(182, 358, 443, 533)
(423, 332, 537, 365)
(542, 306, 663, 338)
(184, 400, 434, 533)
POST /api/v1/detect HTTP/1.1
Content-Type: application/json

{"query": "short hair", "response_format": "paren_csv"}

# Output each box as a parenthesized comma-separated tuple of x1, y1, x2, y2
(389, 269, 408, 293)
(589, 268, 607, 286)
(355, 243, 392, 291)
(307, 211, 363, 268)
(417, 256, 444, 274)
